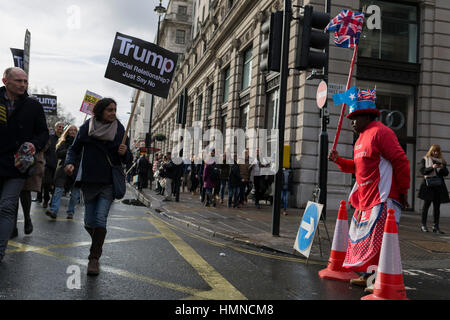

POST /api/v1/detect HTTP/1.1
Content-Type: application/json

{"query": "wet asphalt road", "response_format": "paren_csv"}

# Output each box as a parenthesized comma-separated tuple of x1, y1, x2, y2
(1, 188, 449, 301)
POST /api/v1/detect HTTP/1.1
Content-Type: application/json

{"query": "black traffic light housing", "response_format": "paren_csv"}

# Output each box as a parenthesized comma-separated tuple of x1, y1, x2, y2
(260, 11, 283, 72)
(176, 88, 188, 126)
(295, 5, 330, 70)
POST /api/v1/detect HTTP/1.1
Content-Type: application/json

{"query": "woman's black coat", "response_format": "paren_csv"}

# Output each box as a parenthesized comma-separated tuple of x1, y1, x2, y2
(65, 119, 132, 185)
(418, 158, 450, 203)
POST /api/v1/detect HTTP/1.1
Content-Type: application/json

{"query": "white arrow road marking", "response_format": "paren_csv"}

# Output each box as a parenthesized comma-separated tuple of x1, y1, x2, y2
(301, 217, 315, 239)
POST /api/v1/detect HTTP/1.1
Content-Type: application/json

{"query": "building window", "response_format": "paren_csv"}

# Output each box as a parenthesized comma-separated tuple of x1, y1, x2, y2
(197, 94, 203, 121)
(265, 89, 279, 130)
(239, 104, 249, 132)
(241, 47, 253, 90)
(207, 85, 214, 115)
(359, 0, 418, 63)
(223, 67, 231, 103)
(175, 29, 186, 44)
(178, 5, 187, 15)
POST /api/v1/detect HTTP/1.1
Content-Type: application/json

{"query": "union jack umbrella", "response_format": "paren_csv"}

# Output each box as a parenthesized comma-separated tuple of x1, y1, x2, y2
(358, 88, 376, 101)
(325, 10, 365, 48)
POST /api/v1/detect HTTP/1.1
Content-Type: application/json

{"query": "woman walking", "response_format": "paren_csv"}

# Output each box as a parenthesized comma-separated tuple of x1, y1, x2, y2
(418, 144, 449, 234)
(65, 98, 132, 275)
(46, 125, 80, 219)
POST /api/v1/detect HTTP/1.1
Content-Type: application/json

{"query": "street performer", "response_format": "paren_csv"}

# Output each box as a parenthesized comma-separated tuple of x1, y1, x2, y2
(328, 86, 410, 292)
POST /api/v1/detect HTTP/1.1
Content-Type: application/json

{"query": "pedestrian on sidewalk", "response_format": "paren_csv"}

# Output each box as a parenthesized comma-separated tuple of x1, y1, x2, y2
(250, 149, 269, 209)
(190, 155, 199, 195)
(281, 167, 292, 216)
(196, 154, 205, 202)
(182, 157, 190, 193)
(11, 141, 49, 238)
(64, 97, 132, 276)
(0, 67, 49, 263)
(238, 149, 251, 206)
(228, 154, 241, 208)
(46, 125, 81, 220)
(328, 93, 410, 292)
(152, 153, 161, 193)
(137, 154, 149, 191)
(172, 150, 184, 202)
(162, 152, 175, 202)
(418, 144, 449, 234)
(218, 153, 230, 205)
(36, 122, 64, 207)
(203, 149, 219, 207)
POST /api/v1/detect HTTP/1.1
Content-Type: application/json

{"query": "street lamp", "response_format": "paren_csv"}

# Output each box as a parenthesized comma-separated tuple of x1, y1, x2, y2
(147, 0, 166, 161)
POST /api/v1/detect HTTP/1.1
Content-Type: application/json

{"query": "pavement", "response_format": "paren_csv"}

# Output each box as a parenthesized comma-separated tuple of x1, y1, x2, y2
(130, 185, 450, 269)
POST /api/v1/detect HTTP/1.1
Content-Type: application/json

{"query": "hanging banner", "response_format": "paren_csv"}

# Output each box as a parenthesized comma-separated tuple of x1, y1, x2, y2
(104, 32, 178, 99)
(80, 90, 102, 115)
(33, 94, 57, 115)
(23, 29, 31, 76)
(10, 48, 24, 69)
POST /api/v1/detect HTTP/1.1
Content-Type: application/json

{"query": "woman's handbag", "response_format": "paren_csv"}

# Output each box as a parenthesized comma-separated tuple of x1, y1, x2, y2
(106, 154, 126, 199)
(425, 176, 442, 187)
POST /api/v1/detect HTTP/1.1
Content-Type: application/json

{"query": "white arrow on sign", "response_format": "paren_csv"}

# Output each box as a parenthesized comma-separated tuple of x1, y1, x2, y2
(301, 217, 315, 239)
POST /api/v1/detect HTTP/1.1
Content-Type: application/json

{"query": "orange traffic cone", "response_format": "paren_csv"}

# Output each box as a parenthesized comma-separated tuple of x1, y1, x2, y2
(362, 208, 408, 300)
(318, 200, 358, 282)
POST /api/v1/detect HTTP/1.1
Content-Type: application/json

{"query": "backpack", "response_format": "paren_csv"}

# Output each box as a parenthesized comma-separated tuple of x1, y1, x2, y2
(211, 164, 220, 181)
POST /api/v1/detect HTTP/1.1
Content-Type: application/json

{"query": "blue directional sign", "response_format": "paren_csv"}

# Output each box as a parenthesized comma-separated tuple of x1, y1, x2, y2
(294, 201, 323, 257)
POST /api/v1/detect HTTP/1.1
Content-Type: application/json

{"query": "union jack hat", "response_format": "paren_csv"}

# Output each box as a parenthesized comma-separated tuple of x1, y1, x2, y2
(347, 88, 380, 119)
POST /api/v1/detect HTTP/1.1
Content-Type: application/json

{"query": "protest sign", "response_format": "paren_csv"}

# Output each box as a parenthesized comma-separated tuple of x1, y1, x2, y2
(33, 94, 57, 115)
(10, 48, 24, 69)
(80, 90, 102, 116)
(105, 32, 178, 99)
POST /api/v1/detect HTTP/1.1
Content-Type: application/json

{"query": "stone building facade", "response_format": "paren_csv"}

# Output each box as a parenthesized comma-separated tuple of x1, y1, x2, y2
(135, 0, 450, 212)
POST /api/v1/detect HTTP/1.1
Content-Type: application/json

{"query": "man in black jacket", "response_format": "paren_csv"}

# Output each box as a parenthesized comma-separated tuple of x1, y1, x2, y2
(37, 121, 64, 207)
(0, 67, 49, 262)
(137, 154, 149, 190)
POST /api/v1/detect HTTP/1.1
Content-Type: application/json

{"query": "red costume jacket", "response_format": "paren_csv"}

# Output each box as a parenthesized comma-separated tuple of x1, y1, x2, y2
(335, 121, 410, 211)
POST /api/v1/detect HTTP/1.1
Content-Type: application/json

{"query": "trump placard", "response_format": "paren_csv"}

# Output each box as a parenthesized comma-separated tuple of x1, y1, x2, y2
(104, 32, 178, 99)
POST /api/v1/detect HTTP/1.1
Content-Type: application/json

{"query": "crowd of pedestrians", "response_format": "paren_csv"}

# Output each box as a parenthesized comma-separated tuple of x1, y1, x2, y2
(132, 147, 281, 211)
(0, 67, 132, 276)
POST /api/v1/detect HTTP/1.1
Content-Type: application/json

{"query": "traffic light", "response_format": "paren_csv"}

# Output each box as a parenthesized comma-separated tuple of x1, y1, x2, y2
(260, 11, 283, 72)
(176, 88, 188, 126)
(295, 5, 330, 70)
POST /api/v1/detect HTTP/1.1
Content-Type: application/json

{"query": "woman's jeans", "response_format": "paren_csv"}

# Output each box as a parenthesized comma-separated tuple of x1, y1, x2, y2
(281, 189, 289, 210)
(84, 196, 113, 229)
(50, 186, 80, 215)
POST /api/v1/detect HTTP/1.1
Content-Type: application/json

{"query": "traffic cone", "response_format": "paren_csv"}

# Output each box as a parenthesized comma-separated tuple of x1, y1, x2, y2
(362, 208, 408, 300)
(318, 200, 358, 282)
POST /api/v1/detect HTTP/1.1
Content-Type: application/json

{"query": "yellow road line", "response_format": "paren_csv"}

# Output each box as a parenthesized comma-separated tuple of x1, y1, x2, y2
(147, 215, 247, 300)
(148, 211, 326, 266)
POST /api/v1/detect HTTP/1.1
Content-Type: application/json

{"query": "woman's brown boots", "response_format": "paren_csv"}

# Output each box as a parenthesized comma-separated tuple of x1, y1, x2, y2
(85, 227, 107, 276)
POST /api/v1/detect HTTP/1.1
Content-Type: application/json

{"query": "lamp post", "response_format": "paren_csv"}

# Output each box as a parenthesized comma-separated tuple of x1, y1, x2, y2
(148, 0, 166, 161)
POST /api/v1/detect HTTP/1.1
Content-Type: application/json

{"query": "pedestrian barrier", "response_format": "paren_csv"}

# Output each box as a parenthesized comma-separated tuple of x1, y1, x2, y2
(318, 200, 358, 282)
(362, 208, 408, 300)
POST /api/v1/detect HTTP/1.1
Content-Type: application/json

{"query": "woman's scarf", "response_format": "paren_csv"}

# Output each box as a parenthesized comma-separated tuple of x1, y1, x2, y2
(424, 156, 443, 177)
(88, 118, 117, 141)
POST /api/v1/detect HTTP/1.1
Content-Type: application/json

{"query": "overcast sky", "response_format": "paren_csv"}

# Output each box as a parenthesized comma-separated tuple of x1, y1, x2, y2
(0, 0, 169, 127)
